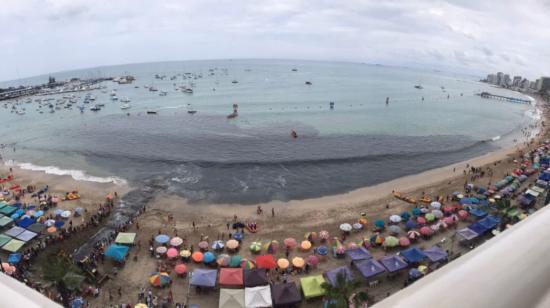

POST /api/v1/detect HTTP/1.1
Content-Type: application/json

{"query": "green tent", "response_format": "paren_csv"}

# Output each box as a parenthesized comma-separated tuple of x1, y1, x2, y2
(0, 206, 16, 215)
(0, 234, 11, 247)
(2, 239, 25, 252)
(115, 232, 136, 245)
(0, 216, 13, 227)
(62, 272, 86, 290)
(300, 275, 326, 299)
(0, 201, 8, 209)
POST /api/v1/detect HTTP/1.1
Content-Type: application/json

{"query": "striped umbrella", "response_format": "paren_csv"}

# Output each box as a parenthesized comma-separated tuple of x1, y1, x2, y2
(407, 230, 420, 240)
(217, 254, 231, 267)
(263, 240, 279, 254)
(240, 259, 255, 270)
(149, 272, 171, 287)
(211, 240, 224, 250)
(319, 230, 330, 241)
(249, 241, 262, 253)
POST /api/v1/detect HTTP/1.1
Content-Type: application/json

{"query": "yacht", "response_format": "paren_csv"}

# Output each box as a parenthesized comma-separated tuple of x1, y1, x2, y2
(120, 96, 131, 103)
(120, 103, 131, 110)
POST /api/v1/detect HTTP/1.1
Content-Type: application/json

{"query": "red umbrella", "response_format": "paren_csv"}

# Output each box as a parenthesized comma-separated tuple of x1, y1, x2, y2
(255, 255, 277, 269)
(174, 263, 187, 275)
(442, 205, 454, 213)
(416, 216, 427, 225)
(283, 238, 297, 249)
(306, 255, 319, 267)
(443, 216, 455, 225)
(420, 226, 433, 236)
(399, 237, 410, 247)
(458, 210, 469, 219)
(166, 248, 178, 259)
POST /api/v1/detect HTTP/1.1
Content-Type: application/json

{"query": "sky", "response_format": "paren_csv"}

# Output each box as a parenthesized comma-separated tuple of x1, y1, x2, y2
(1, 0, 550, 82)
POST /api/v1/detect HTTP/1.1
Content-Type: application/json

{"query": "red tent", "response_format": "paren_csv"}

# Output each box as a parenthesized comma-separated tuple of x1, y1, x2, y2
(219, 268, 243, 287)
(255, 254, 277, 269)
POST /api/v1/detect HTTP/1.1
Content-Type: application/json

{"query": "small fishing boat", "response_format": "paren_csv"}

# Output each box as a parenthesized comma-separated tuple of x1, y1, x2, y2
(414, 85, 423, 89)
(305, 81, 312, 85)
(90, 105, 101, 111)
(147, 111, 157, 115)
(227, 104, 238, 119)
(291, 68, 298, 72)
(232, 80, 238, 84)
(120, 96, 131, 103)
(187, 104, 197, 114)
(120, 103, 131, 110)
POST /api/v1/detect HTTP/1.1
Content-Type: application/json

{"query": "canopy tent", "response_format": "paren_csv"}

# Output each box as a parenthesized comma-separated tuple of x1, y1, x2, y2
(400, 247, 427, 263)
(345, 247, 372, 261)
(0, 234, 11, 247)
(2, 239, 25, 252)
(325, 266, 353, 286)
(190, 269, 217, 288)
(4, 226, 25, 238)
(0, 206, 16, 215)
(468, 222, 489, 235)
(457, 228, 479, 240)
(105, 244, 129, 262)
(115, 232, 136, 245)
(15, 230, 37, 242)
(16, 217, 34, 228)
(469, 208, 488, 218)
(423, 245, 448, 263)
(271, 282, 301, 307)
(255, 254, 277, 269)
(219, 288, 245, 308)
(245, 286, 272, 308)
(478, 216, 500, 230)
(219, 268, 244, 288)
(300, 275, 326, 299)
(26, 223, 45, 233)
(354, 259, 386, 279)
(0, 216, 13, 227)
(244, 269, 268, 287)
(380, 255, 408, 273)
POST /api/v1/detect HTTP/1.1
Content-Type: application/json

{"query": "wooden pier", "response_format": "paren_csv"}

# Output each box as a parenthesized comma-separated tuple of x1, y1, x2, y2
(478, 92, 531, 104)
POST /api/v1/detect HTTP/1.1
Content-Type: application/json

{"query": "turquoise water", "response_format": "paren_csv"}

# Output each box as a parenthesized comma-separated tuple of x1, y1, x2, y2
(0, 59, 538, 203)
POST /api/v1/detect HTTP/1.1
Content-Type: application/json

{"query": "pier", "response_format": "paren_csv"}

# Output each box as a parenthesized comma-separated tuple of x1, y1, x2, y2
(478, 92, 531, 104)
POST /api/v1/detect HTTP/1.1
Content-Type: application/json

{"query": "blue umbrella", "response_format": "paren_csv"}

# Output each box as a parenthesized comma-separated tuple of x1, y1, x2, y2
(212, 240, 224, 250)
(374, 219, 385, 229)
(55, 220, 65, 228)
(54, 209, 64, 216)
(316, 245, 328, 256)
(400, 211, 411, 221)
(8, 253, 22, 264)
(412, 208, 422, 216)
(155, 234, 170, 244)
(405, 220, 417, 230)
(71, 297, 84, 308)
(409, 268, 422, 279)
(203, 251, 216, 264)
(233, 232, 244, 241)
(34, 210, 44, 217)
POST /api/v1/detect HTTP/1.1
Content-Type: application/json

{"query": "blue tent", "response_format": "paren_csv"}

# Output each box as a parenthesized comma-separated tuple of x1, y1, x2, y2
(468, 222, 489, 235)
(325, 266, 353, 286)
(190, 269, 217, 288)
(423, 246, 448, 263)
(104, 244, 129, 262)
(400, 247, 427, 263)
(17, 217, 34, 228)
(469, 208, 488, 218)
(380, 255, 407, 273)
(354, 259, 386, 279)
(346, 247, 372, 261)
(7, 253, 22, 264)
(539, 171, 550, 181)
(478, 216, 500, 230)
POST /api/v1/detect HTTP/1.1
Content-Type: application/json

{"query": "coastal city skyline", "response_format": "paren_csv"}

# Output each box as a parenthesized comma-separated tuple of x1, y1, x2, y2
(2, 0, 550, 82)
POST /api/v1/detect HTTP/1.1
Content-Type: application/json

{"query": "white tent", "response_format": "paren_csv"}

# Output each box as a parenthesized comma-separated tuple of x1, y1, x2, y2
(245, 286, 272, 308)
(219, 288, 245, 308)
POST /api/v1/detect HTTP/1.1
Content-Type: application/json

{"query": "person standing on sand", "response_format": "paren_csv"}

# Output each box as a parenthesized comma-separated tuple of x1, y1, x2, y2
(272, 208, 275, 217)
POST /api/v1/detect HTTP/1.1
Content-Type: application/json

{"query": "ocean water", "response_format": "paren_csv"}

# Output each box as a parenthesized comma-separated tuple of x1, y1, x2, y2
(0, 59, 539, 205)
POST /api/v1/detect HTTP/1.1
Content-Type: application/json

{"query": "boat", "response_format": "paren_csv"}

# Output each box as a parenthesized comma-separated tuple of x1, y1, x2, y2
(120, 96, 131, 103)
(147, 111, 157, 115)
(16, 110, 25, 115)
(96, 103, 105, 107)
(149, 86, 158, 92)
(90, 105, 101, 111)
(183, 88, 193, 94)
(232, 80, 238, 84)
(414, 85, 423, 89)
(305, 81, 312, 85)
(159, 91, 168, 96)
(187, 104, 197, 114)
(120, 103, 131, 110)
(110, 90, 117, 96)
(227, 104, 238, 119)
(291, 130, 298, 138)
(111, 96, 118, 101)
(291, 68, 298, 72)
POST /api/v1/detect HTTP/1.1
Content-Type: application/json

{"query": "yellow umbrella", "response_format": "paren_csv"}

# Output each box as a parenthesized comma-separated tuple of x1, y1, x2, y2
(292, 257, 305, 268)
(226, 239, 239, 249)
(300, 240, 312, 251)
(418, 265, 428, 274)
(277, 258, 289, 269)
(180, 250, 191, 257)
(135, 304, 148, 308)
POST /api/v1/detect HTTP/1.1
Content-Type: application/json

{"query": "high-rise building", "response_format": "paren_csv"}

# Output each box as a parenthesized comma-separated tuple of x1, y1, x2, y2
(536, 79, 543, 91)
(512, 76, 522, 87)
(520, 78, 529, 89)
(530, 81, 537, 89)
(503, 74, 511, 87)
(497, 72, 504, 86)
(487, 74, 497, 84)
(540, 77, 550, 93)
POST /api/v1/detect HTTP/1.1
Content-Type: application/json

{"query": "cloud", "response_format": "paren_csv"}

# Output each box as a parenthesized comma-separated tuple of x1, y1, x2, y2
(1, 0, 549, 81)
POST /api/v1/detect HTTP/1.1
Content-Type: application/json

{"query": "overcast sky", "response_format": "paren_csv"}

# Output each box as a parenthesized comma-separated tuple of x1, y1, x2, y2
(2, 0, 550, 82)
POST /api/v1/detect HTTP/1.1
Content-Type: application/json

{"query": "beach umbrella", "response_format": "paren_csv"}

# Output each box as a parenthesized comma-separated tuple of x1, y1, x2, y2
(26, 210, 36, 217)
(277, 258, 289, 269)
(233, 232, 244, 241)
(155, 234, 170, 244)
(369, 234, 385, 246)
(203, 251, 215, 264)
(374, 219, 385, 229)
(47, 226, 57, 234)
(45, 219, 56, 227)
(353, 223, 363, 230)
(198, 241, 209, 251)
(458, 210, 469, 219)
(191, 251, 203, 263)
(457, 194, 464, 199)
(53, 209, 63, 216)
(358, 238, 370, 249)
(180, 250, 191, 258)
(438, 220, 448, 229)
(383, 236, 399, 248)
(418, 265, 428, 274)
(416, 216, 427, 225)
(407, 230, 420, 240)
(412, 208, 422, 217)
(174, 263, 187, 275)
(74, 208, 83, 216)
(316, 245, 328, 256)
(340, 223, 353, 232)
(306, 255, 319, 267)
(389, 215, 402, 223)
(292, 257, 305, 268)
(249, 241, 262, 253)
(229, 255, 242, 267)
(405, 220, 417, 230)
(166, 248, 178, 259)
(442, 205, 454, 213)
(240, 259, 255, 270)
(399, 237, 410, 247)
(319, 231, 330, 241)
(71, 297, 84, 308)
(334, 239, 346, 255)
(304, 232, 317, 242)
(430, 223, 441, 232)
(388, 225, 401, 235)
(170, 237, 183, 247)
(217, 254, 230, 267)
(432, 210, 444, 219)
(301, 240, 312, 251)
(347, 242, 358, 250)
(1, 263, 16, 275)
(211, 240, 224, 250)
(359, 217, 367, 225)
(226, 239, 239, 250)
(400, 211, 411, 221)
(61, 211, 72, 218)
(149, 272, 171, 287)
(425, 213, 436, 222)
(156, 246, 167, 255)
(55, 220, 65, 228)
(430, 201, 441, 210)
(420, 226, 433, 236)
(283, 238, 297, 249)
(443, 216, 455, 225)
(420, 207, 430, 214)
(263, 240, 279, 254)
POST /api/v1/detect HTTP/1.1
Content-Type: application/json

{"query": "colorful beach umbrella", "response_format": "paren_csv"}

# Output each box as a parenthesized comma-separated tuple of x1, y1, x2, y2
(149, 272, 171, 287)
(339, 223, 353, 232)
(443, 216, 455, 225)
(374, 219, 385, 229)
(416, 216, 427, 225)
(198, 241, 209, 250)
(301, 240, 312, 251)
(166, 248, 178, 259)
(359, 217, 367, 225)
(217, 254, 231, 267)
(353, 223, 363, 230)
(249, 241, 262, 253)
(203, 251, 216, 264)
(180, 250, 191, 258)
(405, 220, 417, 230)
(319, 231, 330, 240)
(233, 232, 244, 241)
(191, 251, 203, 263)
(155, 234, 170, 244)
(47, 226, 57, 233)
(170, 237, 183, 247)
(156, 246, 167, 255)
(263, 240, 279, 254)
(389, 215, 402, 223)
(407, 230, 420, 240)
(226, 239, 239, 250)
(292, 257, 305, 268)
(283, 238, 297, 248)
(412, 208, 422, 217)
(388, 225, 402, 235)
(399, 237, 410, 247)
(277, 258, 289, 269)
(420, 226, 433, 236)
(347, 242, 358, 250)
(430, 201, 441, 210)
(229, 255, 242, 268)
(316, 245, 328, 256)
(425, 213, 436, 222)
(400, 211, 411, 221)
(304, 232, 317, 242)
(212, 240, 224, 250)
(240, 258, 255, 270)
(306, 255, 319, 267)
(383, 236, 399, 248)
(369, 233, 385, 246)
(458, 210, 469, 219)
(432, 210, 444, 219)
(442, 205, 454, 213)
(174, 263, 187, 275)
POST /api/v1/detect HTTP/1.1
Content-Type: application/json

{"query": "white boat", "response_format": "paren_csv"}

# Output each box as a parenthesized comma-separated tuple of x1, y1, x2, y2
(111, 96, 118, 101)
(120, 96, 131, 103)
(120, 103, 131, 110)
(110, 90, 117, 96)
